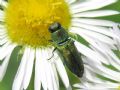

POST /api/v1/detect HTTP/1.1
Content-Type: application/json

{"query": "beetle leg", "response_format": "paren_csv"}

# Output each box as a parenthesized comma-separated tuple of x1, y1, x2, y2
(48, 40, 53, 42)
(48, 47, 57, 60)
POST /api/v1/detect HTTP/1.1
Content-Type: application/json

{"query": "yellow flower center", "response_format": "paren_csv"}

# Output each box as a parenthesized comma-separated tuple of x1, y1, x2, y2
(5, 0, 71, 48)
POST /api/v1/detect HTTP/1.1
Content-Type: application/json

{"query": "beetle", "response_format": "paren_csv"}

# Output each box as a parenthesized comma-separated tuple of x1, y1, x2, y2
(48, 22, 84, 78)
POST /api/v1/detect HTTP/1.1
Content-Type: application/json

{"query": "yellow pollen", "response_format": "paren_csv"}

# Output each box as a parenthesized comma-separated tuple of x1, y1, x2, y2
(5, 0, 71, 48)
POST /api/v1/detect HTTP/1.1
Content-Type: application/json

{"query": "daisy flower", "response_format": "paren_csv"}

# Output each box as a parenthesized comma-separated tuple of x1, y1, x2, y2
(0, 0, 119, 90)
(74, 25, 120, 90)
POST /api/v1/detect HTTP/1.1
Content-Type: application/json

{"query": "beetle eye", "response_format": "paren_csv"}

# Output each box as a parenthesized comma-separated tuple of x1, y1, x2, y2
(48, 22, 61, 33)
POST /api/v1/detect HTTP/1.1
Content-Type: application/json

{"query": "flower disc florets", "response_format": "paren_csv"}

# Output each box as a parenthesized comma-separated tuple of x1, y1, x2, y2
(5, 0, 71, 48)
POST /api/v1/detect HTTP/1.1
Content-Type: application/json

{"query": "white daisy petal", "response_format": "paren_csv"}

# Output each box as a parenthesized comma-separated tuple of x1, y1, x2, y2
(70, 30, 116, 65)
(0, 10, 4, 21)
(12, 48, 31, 90)
(37, 50, 48, 90)
(38, 49, 58, 90)
(45, 62, 55, 90)
(74, 82, 119, 90)
(96, 65, 120, 80)
(71, 0, 117, 9)
(81, 66, 107, 84)
(0, 42, 14, 60)
(94, 43, 120, 65)
(110, 25, 120, 50)
(75, 41, 109, 64)
(50, 63, 59, 90)
(92, 42, 120, 69)
(72, 10, 119, 18)
(0, 37, 8, 45)
(54, 53, 71, 90)
(0, 44, 16, 81)
(108, 56, 120, 72)
(76, 24, 120, 89)
(107, 51, 120, 69)
(0, 29, 6, 36)
(66, 0, 76, 4)
(34, 49, 41, 90)
(36, 50, 48, 90)
(49, 63, 59, 90)
(0, 0, 7, 8)
(0, 33, 7, 39)
(70, 29, 115, 46)
(0, 28, 7, 37)
(0, 24, 4, 28)
(0, 54, 10, 81)
(86, 63, 120, 82)
(72, 18, 118, 27)
(70, 27, 116, 46)
(43, 50, 55, 90)
(71, 22, 119, 39)
(71, 0, 117, 14)
(47, 49, 59, 90)
(112, 24, 120, 37)
(23, 49, 35, 89)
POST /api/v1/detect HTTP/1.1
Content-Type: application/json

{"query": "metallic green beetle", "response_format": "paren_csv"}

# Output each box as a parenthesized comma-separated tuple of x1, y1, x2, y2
(48, 22, 84, 78)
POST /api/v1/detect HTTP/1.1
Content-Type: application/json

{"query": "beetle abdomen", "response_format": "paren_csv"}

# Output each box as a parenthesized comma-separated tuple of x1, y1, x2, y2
(57, 39, 84, 78)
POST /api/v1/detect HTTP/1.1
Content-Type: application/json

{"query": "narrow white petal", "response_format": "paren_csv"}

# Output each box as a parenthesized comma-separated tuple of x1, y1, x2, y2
(70, 30, 114, 65)
(66, 0, 76, 4)
(0, 26, 7, 36)
(47, 49, 59, 90)
(0, 29, 6, 36)
(39, 61, 48, 90)
(72, 18, 118, 27)
(72, 10, 119, 18)
(81, 66, 107, 84)
(70, 27, 116, 45)
(12, 48, 30, 90)
(74, 41, 109, 64)
(0, 34, 7, 39)
(43, 50, 54, 90)
(96, 42, 120, 63)
(71, 29, 115, 46)
(54, 53, 71, 90)
(0, 42, 14, 60)
(0, 55, 10, 81)
(74, 82, 119, 89)
(0, 44, 16, 81)
(35, 48, 59, 90)
(71, 22, 119, 39)
(71, 0, 117, 9)
(86, 63, 120, 82)
(44, 62, 54, 90)
(38, 49, 58, 90)
(34, 49, 41, 90)
(23, 49, 35, 89)
(0, 10, 4, 21)
(71, 0, 117, 14)
(110, 24, 120, 50)
(35, 49, 48, 90)
(0, 37, 8, 45)
(91, 42, 120, 71)
(108, 50, 120, 69)
(0, 0, 8, 8)
(112, 24, 120, 37)
(108, 56, 120, 72)
(48, 63, 59, 90)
